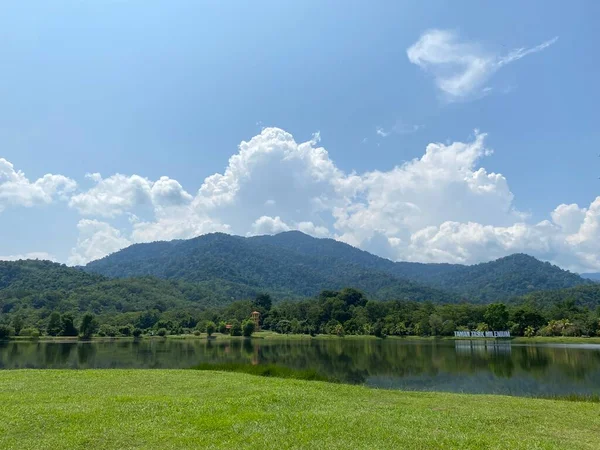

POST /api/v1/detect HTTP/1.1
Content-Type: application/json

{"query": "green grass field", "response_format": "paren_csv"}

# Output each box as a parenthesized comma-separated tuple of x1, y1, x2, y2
(1, 370, 599, 449)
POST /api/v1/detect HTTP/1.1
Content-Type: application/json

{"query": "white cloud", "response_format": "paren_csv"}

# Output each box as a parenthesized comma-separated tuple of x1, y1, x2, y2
(376, 121, 422, 138)
(404, 221, 556, 264)
(250, 216, 291, 235)
(246, 216, 330, 238)
(0, 252, 56, 262)
(8, 127, 595, 272)
(69, 174, 152, 217)
(67, 219, 131, 266)
(68, 173, 193, 218)
(193, 127, 348, 231)
(407, 29, 558, 101)
(334, 132, 518, 249)
(551, 203, 587, 234)
(130, 206, 230, 243)
(0, 158, 76, 212)
(376, 127, 391, 138)
(297, 221, 330, 238)
(151, 176, 194, 208)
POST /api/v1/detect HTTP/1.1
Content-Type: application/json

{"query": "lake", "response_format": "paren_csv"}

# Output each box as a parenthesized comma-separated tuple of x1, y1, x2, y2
(2, 338, 600, 397)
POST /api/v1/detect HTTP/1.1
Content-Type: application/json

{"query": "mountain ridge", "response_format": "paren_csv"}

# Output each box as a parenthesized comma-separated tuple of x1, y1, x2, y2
(84, 232, 457, 302)
(83, 231, 589, 302)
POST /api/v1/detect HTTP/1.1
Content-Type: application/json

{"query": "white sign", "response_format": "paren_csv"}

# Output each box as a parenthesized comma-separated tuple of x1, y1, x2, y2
(454, 330, 511, 338)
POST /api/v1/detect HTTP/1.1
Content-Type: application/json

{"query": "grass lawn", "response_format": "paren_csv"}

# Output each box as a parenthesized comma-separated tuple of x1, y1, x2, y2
(1, 370, 599, 449)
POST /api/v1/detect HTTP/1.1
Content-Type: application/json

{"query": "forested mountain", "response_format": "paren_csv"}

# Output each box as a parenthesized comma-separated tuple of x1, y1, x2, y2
(85, 231, 589, 302)
(1, 260, 599, 338)
(412, 254, 589, 302)
(513, 283, 600, 311)
(0, 260, 243, 325)
(0, 260, 105, 291)
(84, 232, 458, 302)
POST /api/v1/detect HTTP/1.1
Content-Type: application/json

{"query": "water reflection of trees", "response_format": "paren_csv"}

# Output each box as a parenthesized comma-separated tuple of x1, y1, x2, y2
(1, 339, 599, 391)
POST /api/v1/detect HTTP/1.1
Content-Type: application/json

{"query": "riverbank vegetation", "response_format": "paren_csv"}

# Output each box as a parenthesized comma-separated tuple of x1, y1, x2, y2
(2, 287, 600, 341)
(0, 370, 598, 449)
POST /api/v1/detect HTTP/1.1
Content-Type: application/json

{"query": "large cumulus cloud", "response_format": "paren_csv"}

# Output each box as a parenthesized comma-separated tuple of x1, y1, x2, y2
(7, 127, 597, 272)
(0, 158, 76, 212)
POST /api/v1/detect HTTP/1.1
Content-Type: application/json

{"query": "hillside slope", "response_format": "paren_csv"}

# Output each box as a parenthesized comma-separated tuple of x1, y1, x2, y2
(416, 254, 589, 302)
(84, 233, 458, 302)
(84, 231, 589, 302)
(513, 283, 600, 311)
(0, 260, 231, 321)
(255, 232, 588, 300)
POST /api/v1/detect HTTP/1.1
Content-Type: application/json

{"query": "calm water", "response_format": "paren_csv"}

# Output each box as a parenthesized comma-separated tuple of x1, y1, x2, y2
(2, 338, 600, 397)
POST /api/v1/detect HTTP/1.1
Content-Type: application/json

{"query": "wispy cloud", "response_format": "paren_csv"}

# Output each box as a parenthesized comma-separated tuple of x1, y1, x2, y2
(376, 121, 422, 138)
(407, 30, 558, 102)
(376, 127, 391, 138)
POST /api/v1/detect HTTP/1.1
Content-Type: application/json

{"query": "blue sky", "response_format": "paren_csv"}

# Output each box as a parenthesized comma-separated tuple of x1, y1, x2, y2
(1, 1, 599, 271)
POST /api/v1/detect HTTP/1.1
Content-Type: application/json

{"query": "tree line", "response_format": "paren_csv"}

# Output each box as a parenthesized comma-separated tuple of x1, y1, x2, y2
(1, 288, 599, 339)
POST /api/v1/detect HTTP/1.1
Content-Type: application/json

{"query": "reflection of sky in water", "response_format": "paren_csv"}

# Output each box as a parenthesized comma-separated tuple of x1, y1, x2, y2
(1, 339, 600, 397)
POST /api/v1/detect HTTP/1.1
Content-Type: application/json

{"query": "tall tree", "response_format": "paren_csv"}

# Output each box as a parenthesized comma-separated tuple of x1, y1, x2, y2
(61, 313, 78, 336)
(12, 316, 23, 336)
(254, 293, 272, 311)
(80, 313, 99, 339)
(484, 303, 509, 330)
(46, 312, 62, 336)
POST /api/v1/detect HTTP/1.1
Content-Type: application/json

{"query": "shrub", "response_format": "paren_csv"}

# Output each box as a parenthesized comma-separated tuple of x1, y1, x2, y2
(539, 319, 573, 337)
(157, 328, 167, 337)
(132, 328, 142, 338)
(524, 326, 536, 338)
(98, 324, 118, 337)
(0, 325, 14, 339)
(218, 321, 227, 334)
(119, 325, 133, 337)
(476, 322, 489, 332)
(562, 325, 581, 337)
(373, 321, 386, 339)
(441, 320, 456, 336)
(20, 327, 40, 339)
(229, 320, 242, 336)
(193, 330, 201, 336)
(242, 319, 255, 337)
(205, 321, 216, 337)
(276, 320, 291, 334)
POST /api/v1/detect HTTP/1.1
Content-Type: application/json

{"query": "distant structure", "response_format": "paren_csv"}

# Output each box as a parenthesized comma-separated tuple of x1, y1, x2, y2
(251, 311, 261, 332)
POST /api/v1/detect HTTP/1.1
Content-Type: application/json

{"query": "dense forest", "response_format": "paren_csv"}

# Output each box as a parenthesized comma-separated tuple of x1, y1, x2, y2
(1, 260, 599, 340)
(84, 231, 590, 302)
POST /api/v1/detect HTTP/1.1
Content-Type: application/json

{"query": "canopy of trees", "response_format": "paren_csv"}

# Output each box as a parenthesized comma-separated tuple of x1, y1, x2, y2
(1, 254, 598, 340)
(83, 232, 590, 302)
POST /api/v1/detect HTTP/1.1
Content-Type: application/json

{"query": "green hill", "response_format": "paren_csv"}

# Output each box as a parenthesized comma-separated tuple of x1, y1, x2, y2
(513, 283, 600, 311)
(84, 232, 459, 302)
(85, 231, 590, 302)
(0, 260, 235, 326)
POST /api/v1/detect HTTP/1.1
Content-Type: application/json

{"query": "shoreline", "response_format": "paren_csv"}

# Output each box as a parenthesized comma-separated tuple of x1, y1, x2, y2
(4, 332, 600, 345)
